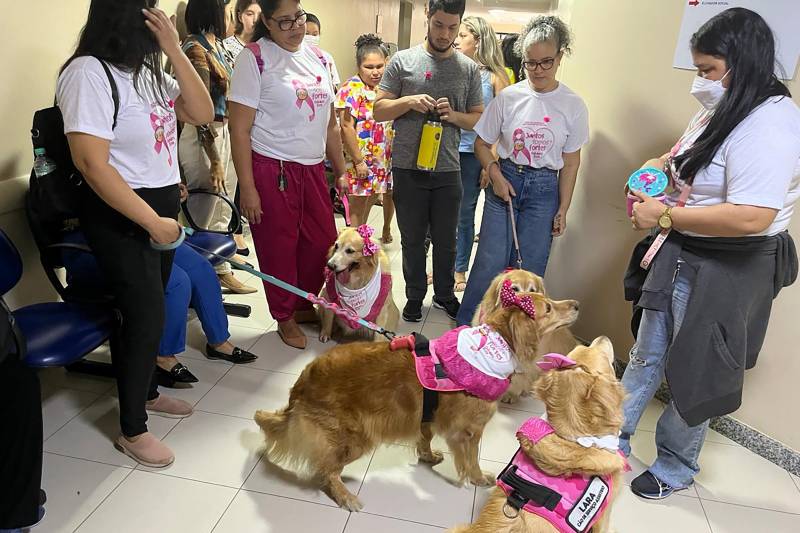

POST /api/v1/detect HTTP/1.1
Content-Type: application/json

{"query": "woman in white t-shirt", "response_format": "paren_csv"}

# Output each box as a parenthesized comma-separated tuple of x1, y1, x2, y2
(57, 2, 213, 468)
(229, 0, 347, 349)
(456, 16, 589, 326)
(624, 8, 800, 500)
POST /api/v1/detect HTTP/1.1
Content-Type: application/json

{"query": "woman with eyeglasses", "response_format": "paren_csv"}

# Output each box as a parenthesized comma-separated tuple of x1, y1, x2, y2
(455, 15, 588, 326)
(229, 0, 347, 349)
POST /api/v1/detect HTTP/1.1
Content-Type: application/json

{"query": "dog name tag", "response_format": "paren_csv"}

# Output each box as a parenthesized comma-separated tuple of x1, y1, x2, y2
(567, 476, 609, 532)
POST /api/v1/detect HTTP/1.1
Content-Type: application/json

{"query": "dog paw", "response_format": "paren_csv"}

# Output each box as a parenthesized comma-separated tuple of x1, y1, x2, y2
(418, 449, 445, 465)
(500, 392, 518, 405)
(470, 471, 495, 487)
(319, 333, 331, 343)
(336, 493, 363, 512)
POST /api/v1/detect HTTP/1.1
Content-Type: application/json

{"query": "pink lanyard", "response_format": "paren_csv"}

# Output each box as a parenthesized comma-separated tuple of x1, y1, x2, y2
(640, 112, 711, 270)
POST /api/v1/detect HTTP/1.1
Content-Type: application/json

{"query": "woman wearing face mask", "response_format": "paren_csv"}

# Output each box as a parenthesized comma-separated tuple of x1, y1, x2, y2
(229, 0, 347, 349)
(453, 16, 509, 292)
(304, 12, 340, 91)
(455, 15, 588, 326)
(335, 34, 395, 235)
(623, 8, 800, 500)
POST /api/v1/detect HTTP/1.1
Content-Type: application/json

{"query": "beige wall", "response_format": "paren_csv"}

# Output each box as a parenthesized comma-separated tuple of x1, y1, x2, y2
(544, 0, 800, 451)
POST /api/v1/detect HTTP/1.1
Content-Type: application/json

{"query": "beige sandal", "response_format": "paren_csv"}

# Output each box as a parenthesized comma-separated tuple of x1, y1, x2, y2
(218, 272, 257, 294)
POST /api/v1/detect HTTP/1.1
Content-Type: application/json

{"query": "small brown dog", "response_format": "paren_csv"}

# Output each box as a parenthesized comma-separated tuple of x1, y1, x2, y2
(471, 270, 580, 404)
(319, 226, 399, 343)
(255, 270, 579, 511)
(450, 337, 627, 533)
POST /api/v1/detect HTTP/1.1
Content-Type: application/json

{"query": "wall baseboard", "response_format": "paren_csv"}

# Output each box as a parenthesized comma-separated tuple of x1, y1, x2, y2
(613, 360, 800, 477)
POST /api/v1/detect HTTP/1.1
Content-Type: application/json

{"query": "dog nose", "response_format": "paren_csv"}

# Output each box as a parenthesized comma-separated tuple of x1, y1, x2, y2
(572, 301, 580, 311)
(326, 261, 335, 270)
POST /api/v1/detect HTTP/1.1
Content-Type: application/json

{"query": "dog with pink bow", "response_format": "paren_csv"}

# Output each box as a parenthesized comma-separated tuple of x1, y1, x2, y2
(450, 336, 629, 533)
(319, 225, 399, 343)
(254, 269, 578, 511)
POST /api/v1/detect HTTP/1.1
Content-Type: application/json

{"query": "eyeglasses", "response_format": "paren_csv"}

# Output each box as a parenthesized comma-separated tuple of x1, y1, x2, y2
(269, 11, 307, 31)
(522, 58, 556, 72)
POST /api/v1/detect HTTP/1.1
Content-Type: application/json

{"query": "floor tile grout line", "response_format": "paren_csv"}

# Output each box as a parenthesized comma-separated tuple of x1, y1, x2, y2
(209, 487, 243, 533)
(43, 450, 136, 471)
(792, 473, 800, 494)
(69, 463, 137, 533)
(357, 509, 454, 530)
(696, 496, 800, 517)
(42, 387, 110, 444)
(355, 449, 377, 497)
(696, 495, 715, 533)
(131, 466, 254, 491)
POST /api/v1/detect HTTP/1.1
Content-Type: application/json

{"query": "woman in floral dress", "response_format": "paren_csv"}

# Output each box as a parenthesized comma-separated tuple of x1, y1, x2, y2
(336, 34, 395, 240)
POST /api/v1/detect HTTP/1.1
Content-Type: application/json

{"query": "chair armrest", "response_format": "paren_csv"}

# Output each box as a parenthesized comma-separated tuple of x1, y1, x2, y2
(182, 189, 242, 235)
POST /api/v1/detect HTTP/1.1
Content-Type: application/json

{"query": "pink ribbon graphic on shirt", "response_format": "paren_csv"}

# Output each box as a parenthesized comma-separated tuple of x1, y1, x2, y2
(292, 79, 316, 122)
(150, 112, 173, 166)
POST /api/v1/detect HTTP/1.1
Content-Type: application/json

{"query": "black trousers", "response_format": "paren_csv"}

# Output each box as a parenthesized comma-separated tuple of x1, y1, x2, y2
(80, 184, 180, 437)
(392, 168, 462, 302)
(0, 357, 42, 529)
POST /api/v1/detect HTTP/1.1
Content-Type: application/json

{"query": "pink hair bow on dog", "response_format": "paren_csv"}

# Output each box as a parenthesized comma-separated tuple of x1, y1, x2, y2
(536, 353, 578, 371)
(357, 225, 379, 257)
(500, 279, 537, 319)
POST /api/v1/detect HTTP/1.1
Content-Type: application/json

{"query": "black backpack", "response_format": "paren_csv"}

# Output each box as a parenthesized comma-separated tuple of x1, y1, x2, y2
(29, 58, 119, 225)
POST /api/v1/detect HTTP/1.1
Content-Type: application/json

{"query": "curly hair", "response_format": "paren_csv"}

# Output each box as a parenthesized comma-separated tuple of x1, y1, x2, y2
(516, 15, 573, 57)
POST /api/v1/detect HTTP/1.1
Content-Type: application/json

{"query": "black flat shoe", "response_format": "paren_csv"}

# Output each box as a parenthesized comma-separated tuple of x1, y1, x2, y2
(205, 344, 258, 364)
(156, 363, 199, 387)
(237, 247, 250, 256)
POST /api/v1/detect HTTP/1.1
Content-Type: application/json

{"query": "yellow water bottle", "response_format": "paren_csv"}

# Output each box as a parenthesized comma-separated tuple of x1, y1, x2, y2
(417, 112, 443, 171)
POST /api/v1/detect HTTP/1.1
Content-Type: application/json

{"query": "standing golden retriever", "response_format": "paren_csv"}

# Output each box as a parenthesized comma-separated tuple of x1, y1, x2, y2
(319, 226, 399, 343)
(449, 337, 627, 533)
(471, 270, 580, 404)
(255, 270, 579, 511)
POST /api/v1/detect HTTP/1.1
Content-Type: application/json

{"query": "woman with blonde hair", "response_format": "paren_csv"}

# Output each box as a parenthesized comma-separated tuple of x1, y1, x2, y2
(453, 15, 509, 291)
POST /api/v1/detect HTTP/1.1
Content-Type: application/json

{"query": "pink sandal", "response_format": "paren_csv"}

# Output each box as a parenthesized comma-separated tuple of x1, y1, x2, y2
(115, 432, 174, 468)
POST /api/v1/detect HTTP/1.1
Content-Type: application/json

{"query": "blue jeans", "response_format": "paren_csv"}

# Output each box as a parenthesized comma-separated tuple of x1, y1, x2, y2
(620, 259, 709, 489)
(456, 160, 559, 326)
(159, 244, 229, 355)
(455, 152, 483, 273)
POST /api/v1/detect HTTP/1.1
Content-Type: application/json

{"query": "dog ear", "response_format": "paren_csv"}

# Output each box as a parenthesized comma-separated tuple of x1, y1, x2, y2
(486, 273, 507, 313)
(510, 310, 540, 362)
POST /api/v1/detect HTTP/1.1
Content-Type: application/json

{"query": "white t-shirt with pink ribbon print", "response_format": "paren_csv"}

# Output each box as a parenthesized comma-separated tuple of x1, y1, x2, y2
(474, 80, 589, 171)
(57, 56, 181, 189)
(228, 38, 334, 165)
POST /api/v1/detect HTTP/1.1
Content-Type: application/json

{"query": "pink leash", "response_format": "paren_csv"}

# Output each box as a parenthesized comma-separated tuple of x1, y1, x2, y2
(507, 199, 523, 269)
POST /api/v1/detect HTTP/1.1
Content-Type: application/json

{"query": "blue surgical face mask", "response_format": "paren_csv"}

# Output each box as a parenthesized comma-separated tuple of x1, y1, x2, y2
(690, 70, 730, 110)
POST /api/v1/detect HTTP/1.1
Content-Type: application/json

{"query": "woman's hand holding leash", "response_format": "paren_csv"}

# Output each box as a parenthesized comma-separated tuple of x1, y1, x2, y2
(148, 217, 182, 246)
(489, 163, 516, 202)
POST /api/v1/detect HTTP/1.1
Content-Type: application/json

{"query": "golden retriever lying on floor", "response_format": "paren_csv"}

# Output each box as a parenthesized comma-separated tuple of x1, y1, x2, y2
(449, 337, 628, 533)
(471, 270, 580, 404)
(319, 226, 399, 343)
(255, 270, 579, 511)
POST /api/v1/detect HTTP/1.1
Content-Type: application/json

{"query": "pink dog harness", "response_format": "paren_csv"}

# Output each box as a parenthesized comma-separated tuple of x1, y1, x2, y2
(496, 417, 628, 533)
(390, 325, 514, 422)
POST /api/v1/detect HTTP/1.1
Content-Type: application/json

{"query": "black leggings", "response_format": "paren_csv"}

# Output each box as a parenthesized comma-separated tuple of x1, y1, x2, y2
(80, 184, 180, 437)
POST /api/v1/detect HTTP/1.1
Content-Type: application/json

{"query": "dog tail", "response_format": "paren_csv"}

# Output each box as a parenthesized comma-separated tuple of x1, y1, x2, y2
(254, 408, 308, 468)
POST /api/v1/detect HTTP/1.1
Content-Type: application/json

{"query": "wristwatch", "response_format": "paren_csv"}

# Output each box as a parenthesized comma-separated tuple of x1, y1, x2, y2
(658, 206, 674, 230)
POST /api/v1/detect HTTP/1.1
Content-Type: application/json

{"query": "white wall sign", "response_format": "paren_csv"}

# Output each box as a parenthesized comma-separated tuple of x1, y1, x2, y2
(673, 0, 800, 79)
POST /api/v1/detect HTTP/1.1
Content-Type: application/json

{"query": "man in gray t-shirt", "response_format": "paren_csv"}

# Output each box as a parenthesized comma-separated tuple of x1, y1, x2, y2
(375, 0, 483, 322)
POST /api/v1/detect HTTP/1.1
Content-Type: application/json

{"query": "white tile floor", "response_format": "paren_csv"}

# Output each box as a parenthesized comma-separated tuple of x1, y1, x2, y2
(34, 209, 800, 533)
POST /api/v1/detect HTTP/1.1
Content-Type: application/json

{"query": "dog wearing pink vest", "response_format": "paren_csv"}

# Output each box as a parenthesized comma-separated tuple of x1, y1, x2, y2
(450, 337, 628, 533)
